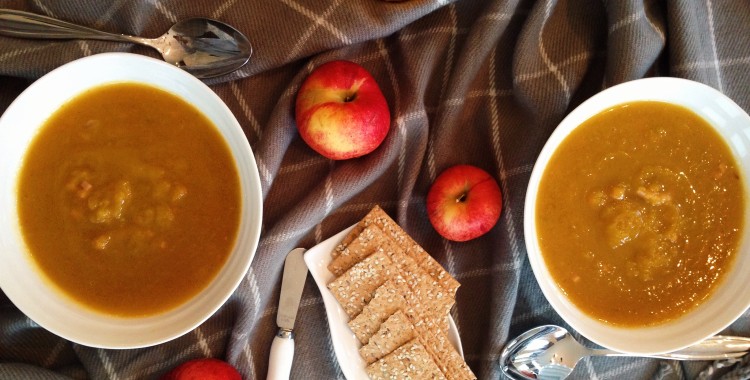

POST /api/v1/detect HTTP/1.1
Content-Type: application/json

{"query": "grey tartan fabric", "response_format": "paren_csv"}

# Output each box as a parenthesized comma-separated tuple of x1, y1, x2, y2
(2, 0, 750, 379)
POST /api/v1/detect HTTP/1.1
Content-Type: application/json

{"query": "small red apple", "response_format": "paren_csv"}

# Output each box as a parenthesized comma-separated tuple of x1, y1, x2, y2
(161, 358, 241, 380)
(426, 165, 503, 242)
(295, 60, 390, 160)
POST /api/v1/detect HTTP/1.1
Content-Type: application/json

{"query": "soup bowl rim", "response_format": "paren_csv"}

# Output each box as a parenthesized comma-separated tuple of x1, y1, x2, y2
(524, 76, 750, 354)
(0, 52, 262, 348)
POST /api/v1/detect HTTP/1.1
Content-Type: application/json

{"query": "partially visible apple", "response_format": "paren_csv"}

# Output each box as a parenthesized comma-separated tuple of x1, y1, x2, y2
(161, 358, 241, 380)
(426, 165, 503, 242)
(295, 60, 390, 160)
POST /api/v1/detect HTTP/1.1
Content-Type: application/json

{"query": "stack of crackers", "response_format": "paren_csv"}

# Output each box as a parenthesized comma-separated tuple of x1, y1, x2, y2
(327, 206, 476, 380)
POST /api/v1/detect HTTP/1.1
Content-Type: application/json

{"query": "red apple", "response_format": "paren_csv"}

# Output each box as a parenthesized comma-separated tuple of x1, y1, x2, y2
(426, 165, 503, 242)
(295, 60, 390, 160)
(161, 358, 241, 380)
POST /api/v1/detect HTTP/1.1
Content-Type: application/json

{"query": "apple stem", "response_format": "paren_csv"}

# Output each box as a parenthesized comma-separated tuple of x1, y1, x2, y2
(344, 93, 357, 102)
(456, 193, 467, 203)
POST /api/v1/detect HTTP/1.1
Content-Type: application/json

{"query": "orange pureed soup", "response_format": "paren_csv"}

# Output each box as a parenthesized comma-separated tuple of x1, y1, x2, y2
(17, 82, 241, 317)
(536, 101, 744, 326)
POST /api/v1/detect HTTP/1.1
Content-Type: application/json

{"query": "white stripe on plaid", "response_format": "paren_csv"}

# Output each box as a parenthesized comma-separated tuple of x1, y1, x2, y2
(517, 51, 600, 82)
(278, 157, 327, 175)
(96, 350, 120, 380)
(705, 0, 724, 92)
(488, 46, 523, 269)
(673, 55, 750, 72)
(194, 327, 212, 357)
(76, 41, 92, 56)
(540, 0, 571, 100)
(280, 0, 351, 52)
(211, 0, 238, 19)
(230, 81, 263, 139)
(30, 0, 53, 15)
(92, 0, 128, 30)
(241, 343, 257, 380)
(42, 340, 66, 368)
(0, 44, 54, 63)
(150, 0, 177, 23)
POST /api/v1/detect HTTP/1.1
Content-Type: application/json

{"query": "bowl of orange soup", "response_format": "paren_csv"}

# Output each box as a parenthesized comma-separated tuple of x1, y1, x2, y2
(0, 53, 262, 348)
(525, 77, 750, 354)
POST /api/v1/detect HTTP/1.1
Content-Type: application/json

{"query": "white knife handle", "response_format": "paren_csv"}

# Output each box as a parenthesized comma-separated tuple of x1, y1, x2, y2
(267, 329, 294, 380)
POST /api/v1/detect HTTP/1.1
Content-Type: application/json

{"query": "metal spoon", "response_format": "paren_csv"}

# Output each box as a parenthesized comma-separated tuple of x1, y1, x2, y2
(500, 325, 750, 380)
(0, 9, 251, 78)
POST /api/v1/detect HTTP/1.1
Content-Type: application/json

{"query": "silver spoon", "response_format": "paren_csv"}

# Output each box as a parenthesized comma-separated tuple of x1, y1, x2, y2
(0, 9, 252, 78)
(500, 325, 750, 380)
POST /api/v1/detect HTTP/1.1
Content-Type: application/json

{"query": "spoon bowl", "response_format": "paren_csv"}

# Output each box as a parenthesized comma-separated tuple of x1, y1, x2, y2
(0, 9, 251, 78)
(500, 325, 750, 380)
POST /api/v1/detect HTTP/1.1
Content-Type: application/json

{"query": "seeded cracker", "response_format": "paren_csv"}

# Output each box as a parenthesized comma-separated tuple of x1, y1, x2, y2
(397, 284, 474, 379)
(329, 224, 380, 276)
(359, 310, 416, 364)
(376, 226, 453, 332)
(348, 279, 409, 344)
(415, 328, 475, 380)
(327, 250, 394, 318)
(334, 224, 453, 332)
(332, 206, 460, 298)
(327, 205, 476, 379)
(366, 339, 447, 380)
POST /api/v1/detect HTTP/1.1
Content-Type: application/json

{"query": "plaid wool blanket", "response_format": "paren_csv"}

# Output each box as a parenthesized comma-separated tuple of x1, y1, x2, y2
(2, 0, 750, 379)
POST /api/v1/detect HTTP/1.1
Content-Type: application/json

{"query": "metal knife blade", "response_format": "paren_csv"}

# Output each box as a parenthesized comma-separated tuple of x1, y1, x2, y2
(276, 248, 308, 331)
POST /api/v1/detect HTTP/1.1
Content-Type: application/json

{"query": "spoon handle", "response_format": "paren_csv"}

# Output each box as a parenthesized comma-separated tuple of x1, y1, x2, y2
(0, 9, 146, 44)
(598, 335, 750, 361)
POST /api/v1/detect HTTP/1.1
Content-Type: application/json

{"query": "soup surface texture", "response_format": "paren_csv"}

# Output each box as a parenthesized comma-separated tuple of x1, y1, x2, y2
(536, 101, 744, 326)
(18, 82, 241, 317)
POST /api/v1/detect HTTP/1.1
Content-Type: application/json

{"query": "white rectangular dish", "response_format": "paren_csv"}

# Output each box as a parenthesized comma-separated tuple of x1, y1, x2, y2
(304, 225, 464, 380)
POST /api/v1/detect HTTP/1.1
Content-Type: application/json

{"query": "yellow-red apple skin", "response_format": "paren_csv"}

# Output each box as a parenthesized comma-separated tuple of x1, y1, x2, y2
(160, 358, 241, 380)
(295, 60, 390, 160)
(426, 165, 503, 242)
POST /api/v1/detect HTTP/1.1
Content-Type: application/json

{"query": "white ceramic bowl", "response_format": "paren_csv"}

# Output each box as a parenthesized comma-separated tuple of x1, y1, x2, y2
(524, 77, 750, 354)
(0, 53, 262, 348)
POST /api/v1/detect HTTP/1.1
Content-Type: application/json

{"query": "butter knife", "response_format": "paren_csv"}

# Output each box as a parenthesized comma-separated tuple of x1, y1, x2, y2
(267, 248, 308, 380)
